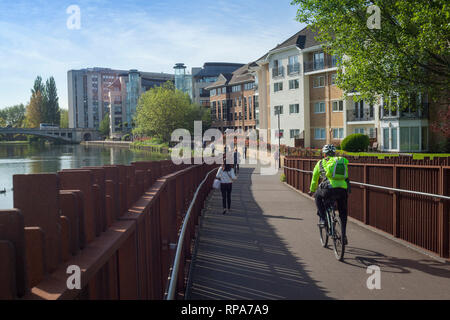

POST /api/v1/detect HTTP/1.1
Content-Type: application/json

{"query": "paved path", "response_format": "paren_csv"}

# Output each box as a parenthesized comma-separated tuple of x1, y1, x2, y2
(187, 165, 450, 300)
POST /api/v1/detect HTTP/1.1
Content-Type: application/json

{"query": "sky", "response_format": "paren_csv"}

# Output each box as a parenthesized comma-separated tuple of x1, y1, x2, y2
(0, 0, 305, 110)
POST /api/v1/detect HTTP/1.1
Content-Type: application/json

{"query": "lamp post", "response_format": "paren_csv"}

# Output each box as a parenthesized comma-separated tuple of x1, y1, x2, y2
(275, 106, 281, 169)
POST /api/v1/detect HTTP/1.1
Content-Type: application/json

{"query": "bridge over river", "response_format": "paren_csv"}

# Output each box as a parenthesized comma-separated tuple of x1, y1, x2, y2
(0, 127, 101, 143)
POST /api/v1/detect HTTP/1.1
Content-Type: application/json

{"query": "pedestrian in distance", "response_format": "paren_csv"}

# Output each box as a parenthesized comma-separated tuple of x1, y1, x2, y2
(233, 146, 241, 174)
(216, 158, 237, 215)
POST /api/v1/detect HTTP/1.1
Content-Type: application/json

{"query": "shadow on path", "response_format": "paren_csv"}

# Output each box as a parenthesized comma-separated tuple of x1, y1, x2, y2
(187, 167, 330, 300)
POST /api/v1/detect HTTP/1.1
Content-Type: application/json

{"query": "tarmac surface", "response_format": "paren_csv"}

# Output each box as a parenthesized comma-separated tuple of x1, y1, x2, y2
(187, 165, 450, 300)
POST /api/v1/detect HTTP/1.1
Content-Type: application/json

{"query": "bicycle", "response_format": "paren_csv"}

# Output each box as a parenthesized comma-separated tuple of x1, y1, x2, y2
(318, 198, 345, 261)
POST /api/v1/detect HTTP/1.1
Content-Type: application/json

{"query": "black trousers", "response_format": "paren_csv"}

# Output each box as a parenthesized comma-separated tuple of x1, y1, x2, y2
(220, 183, 232, 209)
(315, 187, 348, 237)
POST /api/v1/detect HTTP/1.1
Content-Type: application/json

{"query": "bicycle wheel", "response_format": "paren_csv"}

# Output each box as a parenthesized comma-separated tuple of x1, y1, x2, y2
(332, 215, 345, 261)
(318, 222, 328, 248)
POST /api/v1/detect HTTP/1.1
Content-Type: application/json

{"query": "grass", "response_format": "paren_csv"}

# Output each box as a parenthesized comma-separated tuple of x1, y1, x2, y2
(336, 151, 450, 160)
(0, 141, 29, 144)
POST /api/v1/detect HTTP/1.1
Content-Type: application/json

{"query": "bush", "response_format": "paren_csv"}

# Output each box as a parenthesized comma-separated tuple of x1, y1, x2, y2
(280, 173, 286, 182)
(121, 134, 131, 141)
(341, 133, 370, 152)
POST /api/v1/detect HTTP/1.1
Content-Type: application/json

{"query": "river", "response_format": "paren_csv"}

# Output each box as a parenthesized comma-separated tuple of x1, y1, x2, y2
(0, 143, 170, 209)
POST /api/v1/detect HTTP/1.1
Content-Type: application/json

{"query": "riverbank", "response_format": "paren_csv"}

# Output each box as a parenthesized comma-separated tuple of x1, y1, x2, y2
(82, 140, 131, 147)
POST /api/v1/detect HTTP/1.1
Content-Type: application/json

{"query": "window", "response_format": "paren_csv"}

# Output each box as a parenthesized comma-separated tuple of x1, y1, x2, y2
(332, 100, 343, 112)
(314, 128, 326, 140)
(211, 89, 216, 96)
(313, 76, 325, 88)
(244, 82, 255, 90)
(391, 128, 398, 149)
(331, 54, 338, 67)
(290, 129, 300, 138)
(383, 128, 389, 149)
(314, 52, 324, 70)
(232, 85, 241, 92)
(289, 79, 299, 89)
(314, 102, 325, 113)
(288, 55, 300, 74)
(354, 128, 365, 134)
(331, 74, 337, 85)
(289, 104, 299, 114)
(274, 105, 283, 115)
(274, 82, 283, 92)
(332, 128, 344, 139)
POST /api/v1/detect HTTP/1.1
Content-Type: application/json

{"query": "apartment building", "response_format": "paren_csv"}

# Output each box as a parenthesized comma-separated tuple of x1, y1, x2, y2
(206, 63, 257, 132)
(68, 68, 173, 132)
(192, 63, 244, 108)
(107, 70, 174, 138)
(253, 27, 433, 152)
(68, 68, 119, 129)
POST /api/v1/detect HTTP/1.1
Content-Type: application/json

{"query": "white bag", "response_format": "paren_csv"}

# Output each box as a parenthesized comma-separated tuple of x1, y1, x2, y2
(213, 179, 221, 189)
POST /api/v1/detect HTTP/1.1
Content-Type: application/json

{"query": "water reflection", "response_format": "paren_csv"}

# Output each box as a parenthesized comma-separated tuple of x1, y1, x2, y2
(0, 143, 170, 209)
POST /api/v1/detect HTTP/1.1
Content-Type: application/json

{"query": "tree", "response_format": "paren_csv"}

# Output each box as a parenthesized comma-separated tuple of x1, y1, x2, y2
(45, 77, 60, 125)
(291, 0, 449, 105)
(32, 76, 45, 96)
(60, 109, 69, 128)
(99, 112, 110, 137)
(133, 81, 193, 142)
(25, 91, 45, 128)
(0, 104, 26, 127)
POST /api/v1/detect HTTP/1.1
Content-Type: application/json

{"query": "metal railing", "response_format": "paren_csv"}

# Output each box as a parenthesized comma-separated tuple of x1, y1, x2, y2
(287, 63, 300, 75)
(347, 108, 375, 122)
(166, 166, 219, 300)
(283, 165, 450, 201)
(272, 66, 284, 78)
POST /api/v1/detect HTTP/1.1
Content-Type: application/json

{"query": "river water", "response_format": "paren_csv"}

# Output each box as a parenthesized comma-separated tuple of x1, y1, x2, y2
(0, 143, 170, 209)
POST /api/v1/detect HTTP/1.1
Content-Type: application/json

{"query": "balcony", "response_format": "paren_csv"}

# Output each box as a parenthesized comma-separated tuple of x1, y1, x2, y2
(303, 56, 337, 73)
(347, 108, 375, 122)
(272, 66, 284, 78)
(380, 103, 429, 120)
(287, 63, 300, 75)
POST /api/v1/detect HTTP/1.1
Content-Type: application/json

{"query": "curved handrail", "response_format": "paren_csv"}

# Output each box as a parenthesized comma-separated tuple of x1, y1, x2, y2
(166, 166, 219, 300)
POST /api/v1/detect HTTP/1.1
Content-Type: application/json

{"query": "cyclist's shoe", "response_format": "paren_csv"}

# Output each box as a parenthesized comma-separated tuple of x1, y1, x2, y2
(318, 217, 325, 226)
(343, 236, 348, 245)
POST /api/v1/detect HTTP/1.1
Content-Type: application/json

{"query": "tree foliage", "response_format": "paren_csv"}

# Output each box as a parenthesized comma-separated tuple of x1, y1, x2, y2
(60, 109, 69, 128)
(25, 91, 45, 128)
(0, 104, 26, 127)
(291, 0, 450, 105)
(99, 112, 110, 137)
(133, 81, 208, 142)
(25, 76, 61, 127)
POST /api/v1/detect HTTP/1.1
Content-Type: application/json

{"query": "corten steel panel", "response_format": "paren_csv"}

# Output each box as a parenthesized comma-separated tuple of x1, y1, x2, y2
(24, 227, 45, 289)
(92, 184, 103, 236)
(82, 167, 107, 233)
(0, 241, 16, 299)
(0, 209, 26, 297)
(59, 192, 81, 254)
(106, 253, 119, 299)
(367, 165, 394, 234)
(132, 161, 153, 189)
(347, 164, 365, 222)
(135, 170, 145, 197)
(125, 165, 137, 208)
(58, 170, 96, 244)
(117, 228, 139, 299)
(148, 201, 163, 299)
(103, 165, 120, 219)
(105, 181, 115, 227)
(115, 165, 128, 217)
(59, 216, 71, 262)
(398, 167, 441, 254)
(13, 174, 61, 272)
(60, 190, 86, 249)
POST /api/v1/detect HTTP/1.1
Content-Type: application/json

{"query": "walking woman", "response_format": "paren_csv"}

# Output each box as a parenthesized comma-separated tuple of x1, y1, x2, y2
(216, 160, 236, 214)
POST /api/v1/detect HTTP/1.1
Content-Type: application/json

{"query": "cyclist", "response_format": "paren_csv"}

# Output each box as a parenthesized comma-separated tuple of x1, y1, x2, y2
(309, 144, 349, 245)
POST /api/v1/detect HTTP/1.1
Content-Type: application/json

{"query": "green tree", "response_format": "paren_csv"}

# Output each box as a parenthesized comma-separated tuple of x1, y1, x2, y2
(32, 76, 45, 96)
(133, 81, 193, 142)
(0, 104, 26, 127)
(99, 112, 110, 137)
(45, 77, 60, 125)
(60, 109, 69, 128)
(291, 0, 450, 105)
(25, 91, 45, 128)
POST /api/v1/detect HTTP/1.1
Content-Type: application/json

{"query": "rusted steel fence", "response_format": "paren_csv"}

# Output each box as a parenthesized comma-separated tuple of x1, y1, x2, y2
(284, 157, 450, 259)
(0, 159, 218, 299)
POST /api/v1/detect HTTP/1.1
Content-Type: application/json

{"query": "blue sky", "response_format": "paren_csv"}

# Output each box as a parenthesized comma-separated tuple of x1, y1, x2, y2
(0, 0, 305, 109)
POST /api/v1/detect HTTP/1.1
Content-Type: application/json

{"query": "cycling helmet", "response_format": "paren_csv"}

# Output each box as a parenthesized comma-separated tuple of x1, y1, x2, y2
(322, 144, 336, 156)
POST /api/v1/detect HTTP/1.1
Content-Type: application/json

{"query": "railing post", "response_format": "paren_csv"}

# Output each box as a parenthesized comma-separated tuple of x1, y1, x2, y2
(438, 167, 449, 258)
(392, 165, 400, 237)
(363, 164, 369, 225)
